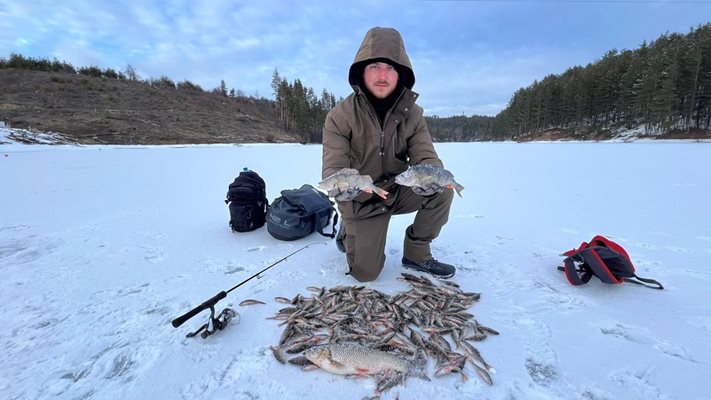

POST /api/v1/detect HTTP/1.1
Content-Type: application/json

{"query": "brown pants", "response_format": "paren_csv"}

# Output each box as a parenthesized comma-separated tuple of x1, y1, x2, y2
(338, 185, 454, 282)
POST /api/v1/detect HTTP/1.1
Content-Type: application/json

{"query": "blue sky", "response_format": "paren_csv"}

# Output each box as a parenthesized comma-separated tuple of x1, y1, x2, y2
(1, 1, 710, 117)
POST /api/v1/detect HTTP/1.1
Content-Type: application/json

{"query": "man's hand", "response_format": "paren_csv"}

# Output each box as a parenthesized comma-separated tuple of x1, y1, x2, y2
(329, 187, 363, 201)
(412, 182, 445, 196)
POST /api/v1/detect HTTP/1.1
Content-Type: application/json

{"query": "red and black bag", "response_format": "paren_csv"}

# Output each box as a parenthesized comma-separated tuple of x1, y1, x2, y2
(558, 235, 663, 290)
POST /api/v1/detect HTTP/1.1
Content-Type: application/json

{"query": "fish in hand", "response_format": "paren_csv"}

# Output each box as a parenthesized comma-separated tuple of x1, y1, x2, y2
(318, 168, 389, 201)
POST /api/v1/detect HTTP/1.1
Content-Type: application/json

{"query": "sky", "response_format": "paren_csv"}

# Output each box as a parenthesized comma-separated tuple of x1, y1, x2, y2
(1, 1, 711, 117)
(1, 128, 709, 399)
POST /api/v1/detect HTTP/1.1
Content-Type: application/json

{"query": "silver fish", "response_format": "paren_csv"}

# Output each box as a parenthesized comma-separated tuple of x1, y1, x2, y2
(304, 343, 428, 380)
(394, 164, 464, 197)
(269, 345, 286, 364)
(239, 299, 266, 306)
(318, 168, 389, 200)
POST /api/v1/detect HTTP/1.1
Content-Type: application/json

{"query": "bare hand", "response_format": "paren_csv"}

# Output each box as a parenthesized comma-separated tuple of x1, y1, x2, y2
(412, 183, 445, 196)
(330, 187, 362, 201)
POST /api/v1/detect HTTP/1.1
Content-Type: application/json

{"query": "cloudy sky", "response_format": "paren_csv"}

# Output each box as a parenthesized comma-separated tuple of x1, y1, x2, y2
(2, 1, 710, 117)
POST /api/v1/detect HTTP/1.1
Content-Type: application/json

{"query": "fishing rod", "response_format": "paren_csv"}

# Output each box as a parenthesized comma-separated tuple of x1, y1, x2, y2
(171, 241, 327, 339)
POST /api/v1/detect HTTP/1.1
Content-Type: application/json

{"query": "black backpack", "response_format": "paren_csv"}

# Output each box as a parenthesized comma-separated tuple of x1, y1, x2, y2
(558, 235, 663, 290)
(266, 184, 338, 241)
(225, 169, 269, 233)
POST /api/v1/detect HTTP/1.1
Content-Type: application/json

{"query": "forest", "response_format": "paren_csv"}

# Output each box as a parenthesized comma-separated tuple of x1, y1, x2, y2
(428, 23, 711, 141)
(2, 23, 710, 142)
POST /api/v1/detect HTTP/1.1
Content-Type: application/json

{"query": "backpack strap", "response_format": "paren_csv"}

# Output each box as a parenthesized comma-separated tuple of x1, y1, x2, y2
(314, 208, 338, 238)
(623, 275, 664, 290)
(579, 247, 625, 284)
(558, 258, 594, 286)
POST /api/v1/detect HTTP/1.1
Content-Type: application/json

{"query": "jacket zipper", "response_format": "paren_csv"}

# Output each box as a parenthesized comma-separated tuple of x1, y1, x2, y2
(379, 90, 406, 171)
(359, 89, 407, 177)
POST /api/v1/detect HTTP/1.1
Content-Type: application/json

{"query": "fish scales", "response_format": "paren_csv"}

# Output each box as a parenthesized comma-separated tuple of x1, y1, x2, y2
(318, 168, 389, 200)
(304, 343, 412, 376)
(394, 163, 465, 197)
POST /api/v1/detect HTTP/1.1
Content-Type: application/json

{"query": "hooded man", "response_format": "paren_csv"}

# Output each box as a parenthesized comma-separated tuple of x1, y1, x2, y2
(322, 27, 457, 281)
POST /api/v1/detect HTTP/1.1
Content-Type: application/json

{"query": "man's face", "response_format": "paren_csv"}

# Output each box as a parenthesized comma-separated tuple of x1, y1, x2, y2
(362, 62, 399, 99)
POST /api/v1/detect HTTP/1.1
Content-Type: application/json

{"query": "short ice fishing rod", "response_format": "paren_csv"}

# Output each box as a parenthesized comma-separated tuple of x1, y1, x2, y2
(171, 242, 326, 339)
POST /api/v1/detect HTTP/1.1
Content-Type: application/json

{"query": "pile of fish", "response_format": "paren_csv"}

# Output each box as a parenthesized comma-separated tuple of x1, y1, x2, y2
(265, 273, 498, 394)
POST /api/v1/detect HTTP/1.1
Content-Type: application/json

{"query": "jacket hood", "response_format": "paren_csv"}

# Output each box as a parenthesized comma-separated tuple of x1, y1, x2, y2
(348, 27, 415, 90)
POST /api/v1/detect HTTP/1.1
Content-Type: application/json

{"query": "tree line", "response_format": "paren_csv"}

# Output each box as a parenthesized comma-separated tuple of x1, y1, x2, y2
(0, 53, 260, 100)
(425, 115, 497, 141)
(494, 23, 711, 139)
(5, 21, 710, 142)
(270, 69, 339, 143)
(425, 23, 711, 141)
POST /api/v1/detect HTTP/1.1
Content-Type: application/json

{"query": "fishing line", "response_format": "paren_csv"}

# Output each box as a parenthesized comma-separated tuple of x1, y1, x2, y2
(171, 241, 327, 338)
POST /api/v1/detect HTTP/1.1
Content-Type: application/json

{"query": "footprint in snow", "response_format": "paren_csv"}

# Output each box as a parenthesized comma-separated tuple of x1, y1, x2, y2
(0, 235, 61, 265)
(598, 322, 698, 363)
(579, 387, 615, 400)
(664, 245, 689, 254)
(116, 282, 150, 297)
(635, 242, 658, 250)
(141, 245, 165, 263)
(530, 280, 588, 312)
(608, 366, 674, 400)
(0, 224, 31, 232)
(516, 317, 559, 387)
(494, 235, 514, 246)
(49, 341, 132, 397)
(598, 322, 653, 344)
(202, 258, 247, 275)
(686, 315, 711, 333)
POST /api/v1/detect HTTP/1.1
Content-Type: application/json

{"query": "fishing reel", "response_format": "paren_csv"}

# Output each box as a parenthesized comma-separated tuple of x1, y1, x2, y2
(186, 306, 239, 339)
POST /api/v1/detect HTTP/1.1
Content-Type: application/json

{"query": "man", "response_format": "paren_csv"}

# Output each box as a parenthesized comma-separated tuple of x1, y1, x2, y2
(322, 27, 456, 282)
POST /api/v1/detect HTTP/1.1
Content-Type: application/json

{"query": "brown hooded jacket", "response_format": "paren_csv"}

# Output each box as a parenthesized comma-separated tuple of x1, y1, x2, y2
(321, 27, 443, 218)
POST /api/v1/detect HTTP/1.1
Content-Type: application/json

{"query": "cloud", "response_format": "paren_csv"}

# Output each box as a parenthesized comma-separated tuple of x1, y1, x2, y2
(3, 1, 711, 116)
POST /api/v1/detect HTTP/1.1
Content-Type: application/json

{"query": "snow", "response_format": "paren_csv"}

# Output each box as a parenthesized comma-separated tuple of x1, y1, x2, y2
(1, 126, 710, 400)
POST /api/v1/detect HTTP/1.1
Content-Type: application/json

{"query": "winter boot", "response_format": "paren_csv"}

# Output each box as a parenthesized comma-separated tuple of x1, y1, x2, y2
(402, 257, 456, 279)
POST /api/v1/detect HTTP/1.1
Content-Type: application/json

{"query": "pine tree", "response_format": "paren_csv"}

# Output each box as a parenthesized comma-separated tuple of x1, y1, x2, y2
(219, 80, 228, 97)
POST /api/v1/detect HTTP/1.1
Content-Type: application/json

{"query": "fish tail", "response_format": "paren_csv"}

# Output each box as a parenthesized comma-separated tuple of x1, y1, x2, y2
(451, 183, 464, 197)
(474, 364, 493, 385)
(367, 186, 389, 199)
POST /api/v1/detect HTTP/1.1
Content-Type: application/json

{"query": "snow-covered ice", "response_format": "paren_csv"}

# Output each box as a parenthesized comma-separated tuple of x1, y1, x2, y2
(1, 128, 709, 399)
